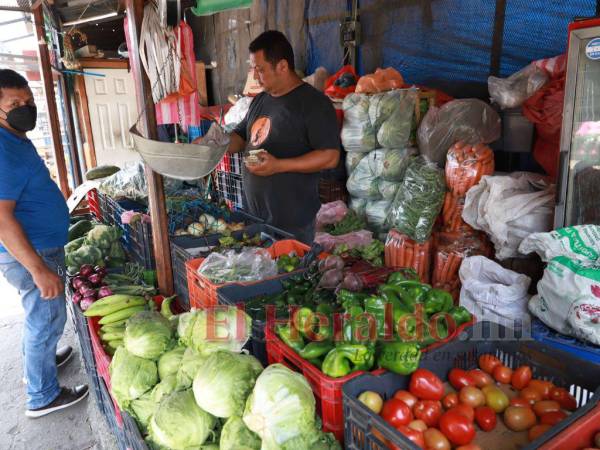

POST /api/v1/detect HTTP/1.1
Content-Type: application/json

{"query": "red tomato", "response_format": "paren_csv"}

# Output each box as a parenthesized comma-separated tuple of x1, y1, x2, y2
(442, 392, 459, 410)
(468, 369, 494, 388)
(510, 397, 533, 408)
(456, 445, 482, 450)
(493, 365, 513, 384)
(381, 398, 413, 427)
(479, 354, 502, 374)
(528, 424, 552, 441)
(474, 406, 497, 432)
(448, 368, 476, 390)
(409, 368, 444, 401)
(413, 400, 443, 427)
(540, 410, 567, 426)
(532, 400, 561, 417)
(394, 390, 418, 409)
(395, 425, 425, 448)
(439, 410, 476, 446)
(528, 380, 554, 399)
(549, 387, 578, 411)
(520, 387, 543, 404)
(511, 366, 532, 390)
(450, 403, 475, 422)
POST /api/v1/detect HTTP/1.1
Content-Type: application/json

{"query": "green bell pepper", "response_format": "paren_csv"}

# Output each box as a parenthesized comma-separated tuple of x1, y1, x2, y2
(322, 344, 375, 378)
(387, 269, 420, 285)
(448, 306, 472, 327)
(423, 289, 454, 315)
(307, 358, 323, 370)
(276, 324, 304, 353)
(292, 307, 315, 337)
(377, 341, 421, 375)
(299, 341, 334, 359)
(416, 316, 449, 348)
(336, 289, 367, 309)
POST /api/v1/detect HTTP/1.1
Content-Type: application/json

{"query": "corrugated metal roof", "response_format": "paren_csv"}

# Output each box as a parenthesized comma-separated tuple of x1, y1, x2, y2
(0, 0, 32, 12)
(54, 0, 118, 23)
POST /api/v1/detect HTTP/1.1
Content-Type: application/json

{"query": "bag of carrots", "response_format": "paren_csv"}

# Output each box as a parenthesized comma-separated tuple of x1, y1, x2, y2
(442, 192, 471, 232)
(384, 229, 432, 283)
(445, 142, 495, 196)
(431, 231, 492, 301)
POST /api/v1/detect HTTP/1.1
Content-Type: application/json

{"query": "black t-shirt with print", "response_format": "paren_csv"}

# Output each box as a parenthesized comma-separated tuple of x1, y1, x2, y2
(233, 83, 340, 237)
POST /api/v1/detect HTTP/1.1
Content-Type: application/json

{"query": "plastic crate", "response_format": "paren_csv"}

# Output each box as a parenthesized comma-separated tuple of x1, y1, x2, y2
(86, 189, 102, 221)
(171, 223, 292, 311)
(343, 321, 600, 450)
(217, 271, 305, 367)
(539, 398, 600, 450)
(97, 375, 128, 450)
(122, 411, 149, 450)
(265, 315, 475, 442)
(186, 239, 313, 310)
(532, 318, 600, 365)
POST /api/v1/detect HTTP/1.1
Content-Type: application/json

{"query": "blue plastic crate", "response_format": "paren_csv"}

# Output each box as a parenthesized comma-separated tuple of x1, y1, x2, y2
(531, 318, 600, 365)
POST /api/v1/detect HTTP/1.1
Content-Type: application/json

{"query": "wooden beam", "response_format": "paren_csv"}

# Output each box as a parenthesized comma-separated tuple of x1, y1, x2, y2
(196, 61, 208, 107)
(59, 75, 83, 186)
(125, 0, 174, 295)
(32, 3, 70, 197)
(79, 58, 130, 70)
(73, 75, 97, 168)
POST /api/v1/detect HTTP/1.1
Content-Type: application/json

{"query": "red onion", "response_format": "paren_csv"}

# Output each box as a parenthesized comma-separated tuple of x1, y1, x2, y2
(88, 273, 103, 286)
(79, 283, 95, 297)
(71, 276, 87, 290)
(97, 286, 113, 299)
(94, 266, 108, 278)
(80, 297, 95, 311)
(79, 264, 94, 278)
(72, 292, 83, 304)
(318, 256, 345, 273)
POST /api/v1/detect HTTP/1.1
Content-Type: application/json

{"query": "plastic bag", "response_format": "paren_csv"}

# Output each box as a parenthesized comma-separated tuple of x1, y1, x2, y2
(324, 65, 357, 99)
(303, 66, 329, 92)
(488, 63, 548, 109)
(341, 94, 378, 152)
(384, 229, 432, 283)
(356, 67, 404, 94)
(224, 96, 253, 126)
(445, 142, 495, 196)
(459, 255, 531, 326)
(529, 258, 600, 339)
(441, 193, 469, 232)
(315, 201, 348, 230)
(381, 148, 417, 182)
(349, 197, 367, 217)
(99, 162, 148, 203)
(314, 229, 373, 253)
(377, 90, 418, 149)
(197, 248, 277, 284)
(417, 99, 501, 167)
(378, 179, 400, 201)
(568, 295, 600, 346)
(386, 157, 446, 243)
(432, 231, 492, 299)
(519, 225, 600, 263)
(365, 200, 392, 233)
(462, 172, 555, 260)
(346, 156, 381, 200)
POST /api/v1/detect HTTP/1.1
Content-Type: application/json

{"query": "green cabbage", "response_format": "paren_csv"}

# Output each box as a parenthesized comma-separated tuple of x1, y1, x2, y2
(341, 94, 378, 152)
(377, 89, 418, 149)
(380, 148, 417, 182)
(193, 351, 263, 418)
(220, 416, 261, 450)
(151, 374, 178, 403)
(157, 345, 186, 379)
(176, 310, 197, 346)
(176, 347, 208, 390)
(243, 364, 319, 450)
(345, 152, 366, 174)
(347, 156, 381, 200)
(85, 224, 122, 249)
(124, 311, 173, 360)
(368, 92, 398, 129)
(109, 346, 158, 410)
(127, 391, 156, 433)
(148, 389, 217, 450)
(378, 179, 401, 201)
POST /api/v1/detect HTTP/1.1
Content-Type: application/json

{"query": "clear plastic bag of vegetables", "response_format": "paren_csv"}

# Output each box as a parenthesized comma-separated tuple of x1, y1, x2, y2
(365, 200, 392, 233)
(197, 248, 277, 284)
(386, 156, 446, 242)
(349, 197, 367, 217)
(345, 152, 366, 174)
(376, 89, 418, 149)
(417, 99, 501, 167)
(378, 179, 401, 200)
(346, 155, 381, 200)
(370, 147, 416, 182)
(341, 93, 377, 152)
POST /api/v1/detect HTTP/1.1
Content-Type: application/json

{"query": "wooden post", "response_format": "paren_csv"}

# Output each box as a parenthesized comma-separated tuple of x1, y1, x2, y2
(125, 0, 174, 295)
(59, 75, 83, 186)
(32, 3, 71, 197)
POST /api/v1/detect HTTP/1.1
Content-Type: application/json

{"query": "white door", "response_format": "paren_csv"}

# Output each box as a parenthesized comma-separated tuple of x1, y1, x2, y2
(84, 68, 140, 168)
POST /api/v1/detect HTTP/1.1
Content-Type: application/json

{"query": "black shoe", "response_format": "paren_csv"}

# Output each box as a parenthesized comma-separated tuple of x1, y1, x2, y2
(56, 345, 73, 368)
(25, 385, 89, 418)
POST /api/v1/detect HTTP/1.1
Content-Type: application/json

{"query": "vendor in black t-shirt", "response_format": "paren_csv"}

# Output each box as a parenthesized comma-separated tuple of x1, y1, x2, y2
(229, 30, 341, 244)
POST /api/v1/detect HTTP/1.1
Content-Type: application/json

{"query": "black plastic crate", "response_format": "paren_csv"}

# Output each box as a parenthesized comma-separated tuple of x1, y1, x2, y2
(170, 223, 292, 312)
(217, 271, 307, 367)
(342, 321, 600, 450)
(98, 377, 127, 450)
(122, 411, 149, 450)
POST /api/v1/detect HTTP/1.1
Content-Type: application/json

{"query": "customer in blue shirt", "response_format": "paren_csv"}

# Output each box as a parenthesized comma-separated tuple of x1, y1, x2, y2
(0, 69, 88, 417)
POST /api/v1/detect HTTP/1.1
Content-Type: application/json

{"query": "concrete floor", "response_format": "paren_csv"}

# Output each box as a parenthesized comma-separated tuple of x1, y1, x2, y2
(0, 278, 118, 450)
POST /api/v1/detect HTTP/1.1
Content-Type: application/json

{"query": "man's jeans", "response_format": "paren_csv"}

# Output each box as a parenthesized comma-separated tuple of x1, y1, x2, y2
(0, 247, 67, 409)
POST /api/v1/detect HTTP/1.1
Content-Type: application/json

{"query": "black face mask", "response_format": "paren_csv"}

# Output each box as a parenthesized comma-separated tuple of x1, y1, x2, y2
(1, 105, 37, 132)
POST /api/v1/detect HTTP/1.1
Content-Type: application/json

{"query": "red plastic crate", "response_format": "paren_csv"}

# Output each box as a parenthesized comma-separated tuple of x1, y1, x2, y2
(539, 401, 600, 450)
(186, 239, 319, 310)
(86, 189, 102, 221)
(265, 316, 475, 442)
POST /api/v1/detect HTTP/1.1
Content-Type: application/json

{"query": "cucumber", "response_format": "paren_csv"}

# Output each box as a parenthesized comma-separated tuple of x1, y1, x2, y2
(99, 305, 147, 325)
(68, 220, 93, 242)
(85, 165, 121, 180)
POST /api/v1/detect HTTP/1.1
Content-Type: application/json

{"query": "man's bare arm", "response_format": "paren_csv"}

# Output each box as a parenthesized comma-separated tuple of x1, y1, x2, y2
(0, 200, 63, 299)
(245, 149, 339, 177)
(227, 132, 246, 154)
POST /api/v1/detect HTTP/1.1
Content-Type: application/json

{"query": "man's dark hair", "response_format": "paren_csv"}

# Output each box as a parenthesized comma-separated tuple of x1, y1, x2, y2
(0, 69, 29, 93)
(249, 30, 295, 70)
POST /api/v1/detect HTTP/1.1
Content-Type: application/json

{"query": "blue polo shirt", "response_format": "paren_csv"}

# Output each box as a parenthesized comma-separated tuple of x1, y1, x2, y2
(0, 127, 69, 252)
